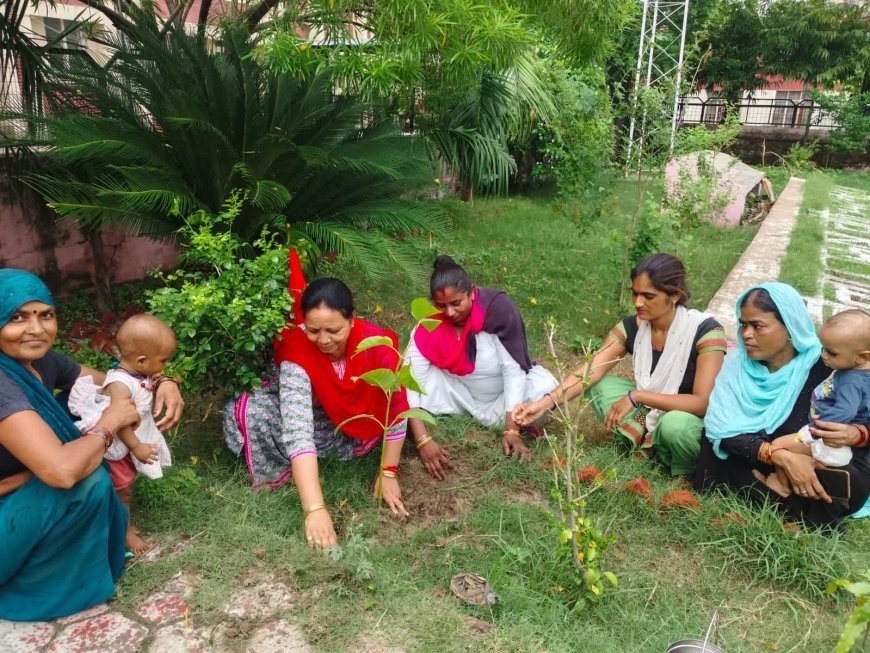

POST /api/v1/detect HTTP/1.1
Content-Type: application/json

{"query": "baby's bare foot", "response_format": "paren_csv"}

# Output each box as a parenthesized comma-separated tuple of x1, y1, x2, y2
(752, 469, 792, 497)
(126, 526, 153, 556)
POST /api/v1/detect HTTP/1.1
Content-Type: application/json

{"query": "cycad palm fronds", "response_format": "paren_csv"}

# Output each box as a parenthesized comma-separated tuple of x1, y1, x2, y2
(11, 11, 443, 280)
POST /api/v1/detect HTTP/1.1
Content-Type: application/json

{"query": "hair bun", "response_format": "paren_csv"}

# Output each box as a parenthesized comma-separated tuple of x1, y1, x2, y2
(433, 255, 458, 271)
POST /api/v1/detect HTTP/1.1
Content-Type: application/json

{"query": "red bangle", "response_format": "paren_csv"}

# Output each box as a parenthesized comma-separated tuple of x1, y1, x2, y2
(381, 465, 399, 475)
(83, 426, 114, 452)
(854, 425, 869, 447)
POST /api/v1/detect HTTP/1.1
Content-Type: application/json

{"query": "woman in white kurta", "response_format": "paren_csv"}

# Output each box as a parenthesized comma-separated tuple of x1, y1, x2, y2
(406, 332, 556, 427)
(407, 256, 556, 475)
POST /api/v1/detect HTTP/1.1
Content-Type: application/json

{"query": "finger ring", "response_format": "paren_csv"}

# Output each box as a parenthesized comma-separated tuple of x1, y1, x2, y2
(307, 536, 313, 541)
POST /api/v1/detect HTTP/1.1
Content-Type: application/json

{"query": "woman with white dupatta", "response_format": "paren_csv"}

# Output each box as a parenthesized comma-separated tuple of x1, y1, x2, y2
(513, 253, 726, 476)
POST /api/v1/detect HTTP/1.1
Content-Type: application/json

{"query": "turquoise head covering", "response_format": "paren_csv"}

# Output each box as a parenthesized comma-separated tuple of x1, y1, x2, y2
(704, 282, 821, 459)
(0, 269, 80, 443)
(0, 268, 54, 326)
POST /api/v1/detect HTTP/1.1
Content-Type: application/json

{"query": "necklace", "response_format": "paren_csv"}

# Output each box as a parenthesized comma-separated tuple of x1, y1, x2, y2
(115, 365, 153, 393)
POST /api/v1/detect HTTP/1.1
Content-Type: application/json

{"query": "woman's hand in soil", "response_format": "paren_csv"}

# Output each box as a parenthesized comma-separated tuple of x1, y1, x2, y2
(305, 509, 338, 549)
(604, 394, 633, 431)
(511, 399, 546, 427)
(376, 476, 410, 517)
(502, 433, 531, 461)
(810, 419, 860, 448)
(419, 440, 453, 480)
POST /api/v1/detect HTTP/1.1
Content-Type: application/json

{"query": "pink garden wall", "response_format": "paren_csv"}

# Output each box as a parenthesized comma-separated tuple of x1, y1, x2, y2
(0, 197, 178, 292)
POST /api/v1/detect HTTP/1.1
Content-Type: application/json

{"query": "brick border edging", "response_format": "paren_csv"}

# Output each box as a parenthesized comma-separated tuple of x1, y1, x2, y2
(704, 176, 806, 343)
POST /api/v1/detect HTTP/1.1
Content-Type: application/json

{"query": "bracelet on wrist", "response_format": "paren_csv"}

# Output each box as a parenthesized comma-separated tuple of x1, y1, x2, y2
(415, 434, 434, 450)
(627, 391, 639, 409)
(546, 392, 558, 409)
(503, 429, 522, 439)
(381, 465, 399, 479)
(769, 446, 787, 463)
(83, 426, 115, 452)
(854, 424, 869, 447)
(303, 502, 327, 519)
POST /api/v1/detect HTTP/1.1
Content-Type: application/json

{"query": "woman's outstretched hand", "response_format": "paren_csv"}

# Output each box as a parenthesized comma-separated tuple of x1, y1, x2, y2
(305, 509, 338, 549)
(419, 440, 453, 480)
(376, 476, 410, 517)
(511, 399, 547, 427)
(604, 394, 633, 431)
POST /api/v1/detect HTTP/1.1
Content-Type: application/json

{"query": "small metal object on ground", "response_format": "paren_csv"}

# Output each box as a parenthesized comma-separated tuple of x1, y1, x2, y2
(449, 573, 499, 607)
(666, 609, 726, 653)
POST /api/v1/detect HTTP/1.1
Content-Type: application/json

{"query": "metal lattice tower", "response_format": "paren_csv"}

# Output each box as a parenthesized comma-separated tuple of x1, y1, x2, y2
(625, 0, 690, 168)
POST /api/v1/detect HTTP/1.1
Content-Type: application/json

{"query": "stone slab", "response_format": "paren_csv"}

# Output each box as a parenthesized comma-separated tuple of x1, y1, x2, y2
(220, 580, 296, 621)
(47, 612, 147, 653)
(137, 592, 189, 626)
(56, 604, 109, 626)
(244, 620, 311, 653)
(0, 619, 56, 651)
(147, 623, 209, 653)
(665, 151, 766, 228)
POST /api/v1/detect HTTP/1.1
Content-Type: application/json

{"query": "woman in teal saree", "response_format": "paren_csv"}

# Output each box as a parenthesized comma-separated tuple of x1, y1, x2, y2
(0, 269, 181, 621)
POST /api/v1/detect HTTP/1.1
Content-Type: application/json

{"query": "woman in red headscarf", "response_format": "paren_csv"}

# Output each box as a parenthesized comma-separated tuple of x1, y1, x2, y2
(224, 274, 410, 548)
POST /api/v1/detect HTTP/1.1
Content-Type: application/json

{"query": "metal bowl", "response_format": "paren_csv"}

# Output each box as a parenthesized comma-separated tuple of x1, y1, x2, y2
(665, 639, 726, 653)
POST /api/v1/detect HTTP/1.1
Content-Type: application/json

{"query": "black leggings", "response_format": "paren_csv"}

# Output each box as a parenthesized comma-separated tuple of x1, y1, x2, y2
(694, 436, 870, 530)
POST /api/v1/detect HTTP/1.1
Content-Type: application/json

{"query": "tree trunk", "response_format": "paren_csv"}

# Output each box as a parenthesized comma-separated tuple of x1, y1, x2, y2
(85, 229, 114, 312)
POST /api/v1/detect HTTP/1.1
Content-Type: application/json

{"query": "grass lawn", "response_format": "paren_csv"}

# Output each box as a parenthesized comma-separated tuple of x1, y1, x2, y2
(779, 169, 870, 297)
(57, 181, 867, 653)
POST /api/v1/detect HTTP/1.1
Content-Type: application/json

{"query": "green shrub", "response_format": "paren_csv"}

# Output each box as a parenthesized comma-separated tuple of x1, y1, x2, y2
(146, 194, 296, 396)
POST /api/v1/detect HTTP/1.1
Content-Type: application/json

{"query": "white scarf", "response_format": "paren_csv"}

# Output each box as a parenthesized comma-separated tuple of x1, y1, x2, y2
(633, 305, 712, 432)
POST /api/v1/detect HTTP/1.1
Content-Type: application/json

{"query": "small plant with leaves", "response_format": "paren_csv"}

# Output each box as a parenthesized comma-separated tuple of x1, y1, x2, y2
(145, 193, 298, 396)
(780, 141, 818, 172)
(337, 298, 441, 503)
(829, 571, 870, 653)
(541, 318, 619, 607)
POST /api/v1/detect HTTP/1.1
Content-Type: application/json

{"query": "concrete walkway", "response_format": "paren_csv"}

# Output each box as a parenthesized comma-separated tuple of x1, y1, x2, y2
(705, 176, 805, 342)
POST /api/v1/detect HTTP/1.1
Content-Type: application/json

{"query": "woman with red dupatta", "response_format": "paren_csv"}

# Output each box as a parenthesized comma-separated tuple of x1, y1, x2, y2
(405, 256, 557, 469)
(224, 269, 410, 548)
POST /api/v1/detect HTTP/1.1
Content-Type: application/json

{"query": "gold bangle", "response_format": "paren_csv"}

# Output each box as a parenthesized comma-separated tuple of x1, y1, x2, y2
(380, 470, 398, 479)
(303, 503, 327, 519)
(503, 429, 521, 438)
(415, 435, 433, 450)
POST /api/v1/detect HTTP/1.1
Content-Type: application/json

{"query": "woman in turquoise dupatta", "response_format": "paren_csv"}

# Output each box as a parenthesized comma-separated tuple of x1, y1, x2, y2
(695, 283, 870, 529)
(0, 269, 141, 621)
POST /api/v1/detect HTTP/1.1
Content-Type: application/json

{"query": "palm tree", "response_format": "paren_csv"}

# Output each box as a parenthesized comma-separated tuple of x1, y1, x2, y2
(4, 11, 445, 282)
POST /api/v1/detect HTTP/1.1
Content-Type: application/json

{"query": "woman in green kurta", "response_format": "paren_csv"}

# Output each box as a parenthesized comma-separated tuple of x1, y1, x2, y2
(513, 253, 727, 476)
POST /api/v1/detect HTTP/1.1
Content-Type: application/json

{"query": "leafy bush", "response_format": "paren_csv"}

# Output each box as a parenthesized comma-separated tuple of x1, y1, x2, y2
(146, 195, 295, 396)
(534, 64, 617, 231)
(781, 141, 818, 172)
(811, 90, 870, 154)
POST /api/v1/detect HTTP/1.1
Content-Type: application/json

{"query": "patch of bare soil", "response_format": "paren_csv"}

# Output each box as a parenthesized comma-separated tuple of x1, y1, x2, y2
(383, 453, 483, 532)
(377, 432, 550, 537)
